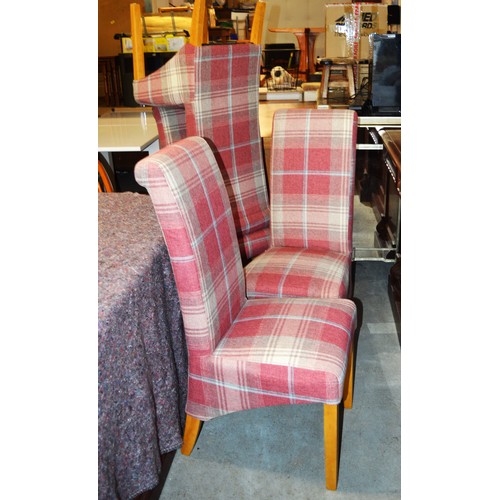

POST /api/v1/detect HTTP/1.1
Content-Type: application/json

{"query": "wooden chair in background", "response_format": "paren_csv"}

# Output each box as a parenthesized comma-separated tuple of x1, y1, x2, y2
(129, 0, 266, 80)
(98, 160, 114, 193)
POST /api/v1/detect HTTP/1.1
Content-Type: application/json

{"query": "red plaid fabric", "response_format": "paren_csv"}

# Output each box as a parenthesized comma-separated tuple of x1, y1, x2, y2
(153, 106, 188, 146)
(245, 247, 351, 299)
(133, 43, 270, 261)
(245, 108, 358, 299)
(133, 47, 192, 107)
(135, 137, 246, 355)
(135, 136, 357, 421)
(189, 297, 356, 419)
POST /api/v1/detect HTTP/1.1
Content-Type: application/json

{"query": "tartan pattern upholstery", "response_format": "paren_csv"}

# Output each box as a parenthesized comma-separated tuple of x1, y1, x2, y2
(134, 47, 192, 107)
(245, 247, 351, 299)
(245, 108, 358, 299)
(153, 106, 188, 146)
(134, 136, 357, 421)
(270, 109, 358, 251)
(133, 43, 270, 261)
(134, 137, 246, 356)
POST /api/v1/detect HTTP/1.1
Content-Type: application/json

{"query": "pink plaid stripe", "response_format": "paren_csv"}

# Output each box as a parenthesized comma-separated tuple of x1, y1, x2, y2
(133, 44, 270, 261)
(134, 137, 357, 421)
(270, 108, 357, 252)
(244, 247, 351, 299)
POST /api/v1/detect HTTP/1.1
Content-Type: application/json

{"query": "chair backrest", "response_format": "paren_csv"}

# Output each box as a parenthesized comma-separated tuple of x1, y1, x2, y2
(270, 108, 358, 254)
(134, 137, 246, 356)
(134, 43, 270, 261)
(187, 44, 269, 253)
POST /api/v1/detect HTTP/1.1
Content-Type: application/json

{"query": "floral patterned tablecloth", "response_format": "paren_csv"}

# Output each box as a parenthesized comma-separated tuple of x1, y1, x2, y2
(98, 192, 188, 500)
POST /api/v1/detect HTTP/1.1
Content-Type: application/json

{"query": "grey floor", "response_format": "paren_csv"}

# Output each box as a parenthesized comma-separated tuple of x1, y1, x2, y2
(159, 197, 401, 499)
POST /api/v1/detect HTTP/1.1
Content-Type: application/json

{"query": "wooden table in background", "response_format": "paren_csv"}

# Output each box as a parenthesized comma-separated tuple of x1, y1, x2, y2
(268, 27, 325, 80)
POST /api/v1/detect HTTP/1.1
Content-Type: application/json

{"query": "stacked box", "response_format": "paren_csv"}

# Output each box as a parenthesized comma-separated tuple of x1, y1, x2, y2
(325, 3, 388, 60)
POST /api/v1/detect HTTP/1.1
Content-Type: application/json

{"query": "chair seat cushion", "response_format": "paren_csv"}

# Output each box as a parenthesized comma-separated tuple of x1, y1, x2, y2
(244, 247, 351, 299)
(186, 297, 357, 419)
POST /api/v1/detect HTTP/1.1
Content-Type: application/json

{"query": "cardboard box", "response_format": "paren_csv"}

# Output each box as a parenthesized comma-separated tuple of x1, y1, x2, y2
(121, 35, 188, 53)
(325, 3, 388, 60)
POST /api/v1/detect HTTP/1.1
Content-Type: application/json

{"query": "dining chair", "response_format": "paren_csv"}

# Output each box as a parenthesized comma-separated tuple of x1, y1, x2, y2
(245, 108, 358, 300)
(134, 136, 357, 491)
(98, 159, 114, 193)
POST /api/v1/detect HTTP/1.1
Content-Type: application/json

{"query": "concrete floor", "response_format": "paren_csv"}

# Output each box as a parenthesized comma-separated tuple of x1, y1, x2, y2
(159, 198, 401, 499)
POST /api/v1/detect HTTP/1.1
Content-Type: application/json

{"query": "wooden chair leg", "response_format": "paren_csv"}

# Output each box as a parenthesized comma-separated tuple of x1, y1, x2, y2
(324, 403, 339, 490)
(249, 1, 266, 45)
(130, 3, 145, 80)
(181, 414, 203, 456)
(343, 343, 355, 409)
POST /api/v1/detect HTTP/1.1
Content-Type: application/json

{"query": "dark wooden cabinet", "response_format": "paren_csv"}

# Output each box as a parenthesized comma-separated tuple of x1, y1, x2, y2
(379, 128, 401, 344)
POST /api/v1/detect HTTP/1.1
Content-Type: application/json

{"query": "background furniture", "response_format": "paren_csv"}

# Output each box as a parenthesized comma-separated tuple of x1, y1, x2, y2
(98, 56, 122, 107)
(353, 123, 401, 261)
(134, 136, 357, 491)
(98, 110, 159, 193)
(98, 192, 188, 500)
(319, 58, 356, 103)
(268, 27, 324, 81)
(377, 128, 401, 252)
(245, 108, 358, 300)
(379, 128, 401, 344)
(98, 110, 159, 154)
(129, 0, 265, 81)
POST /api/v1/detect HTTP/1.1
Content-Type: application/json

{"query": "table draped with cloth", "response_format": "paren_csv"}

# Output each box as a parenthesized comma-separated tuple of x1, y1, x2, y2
(98, 192, 188, 500)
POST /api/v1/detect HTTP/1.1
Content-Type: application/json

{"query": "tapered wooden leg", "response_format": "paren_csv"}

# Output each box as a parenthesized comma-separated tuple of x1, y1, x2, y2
(343, 344, 354, 409)
(324, 403, 339, 490)
(181, 414, 202, 456)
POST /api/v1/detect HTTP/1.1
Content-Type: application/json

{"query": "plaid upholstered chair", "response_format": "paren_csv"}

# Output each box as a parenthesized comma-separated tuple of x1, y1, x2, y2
(134, 136, 357, 491)
(245, 108, 358, 300)
(133, 43, 270, 262)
